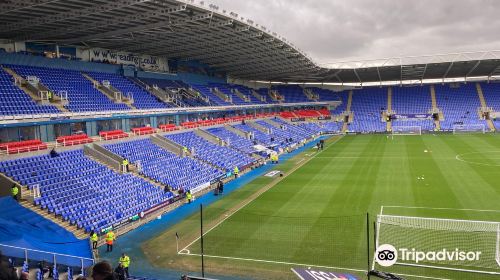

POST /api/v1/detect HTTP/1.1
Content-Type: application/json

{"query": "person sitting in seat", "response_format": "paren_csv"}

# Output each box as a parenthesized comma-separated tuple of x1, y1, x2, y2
(50, 148, 59, 158)
(114, 263, 126, 280)
(0, 252, 18, 280)
(37, 261, 50, 278)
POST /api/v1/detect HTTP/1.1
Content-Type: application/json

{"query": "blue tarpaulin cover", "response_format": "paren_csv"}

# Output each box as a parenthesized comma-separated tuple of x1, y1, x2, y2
(0, 197, 93, 267)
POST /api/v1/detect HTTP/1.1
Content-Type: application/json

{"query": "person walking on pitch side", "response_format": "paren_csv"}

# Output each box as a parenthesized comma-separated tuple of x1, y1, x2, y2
(105, 230, 115, 252)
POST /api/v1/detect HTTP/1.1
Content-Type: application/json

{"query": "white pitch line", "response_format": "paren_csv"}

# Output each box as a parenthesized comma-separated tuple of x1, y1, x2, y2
(179, 252, 452, 280)
(178, 135, 344, 254)
(455, 154, 500, 167)
(315, 156, 454, 159)
(180, 252, 365, 273)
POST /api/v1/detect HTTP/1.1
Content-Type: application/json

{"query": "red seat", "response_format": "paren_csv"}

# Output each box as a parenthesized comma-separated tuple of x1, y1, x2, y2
(159, 124, 180, 132)
(99, 130, 129, 140)
(56, 134, 93, 146)
(181, 122, 198, 128)
(1, 139, 48, 153)
(131, 127, 155, 135)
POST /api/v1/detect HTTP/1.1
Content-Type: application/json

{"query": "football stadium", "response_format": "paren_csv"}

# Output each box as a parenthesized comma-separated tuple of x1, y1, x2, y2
(0, 1, 500, 279)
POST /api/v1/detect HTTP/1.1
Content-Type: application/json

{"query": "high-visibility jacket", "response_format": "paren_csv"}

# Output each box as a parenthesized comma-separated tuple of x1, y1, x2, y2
(233, 166, 239, 175)
(119, 256, 130, 268)
(105, 231, 115, 245)
(186, 192, 192, 201)
(11, 186, 18, 196)
(90, 233, 98, 242)
(122, 159, 129, 166)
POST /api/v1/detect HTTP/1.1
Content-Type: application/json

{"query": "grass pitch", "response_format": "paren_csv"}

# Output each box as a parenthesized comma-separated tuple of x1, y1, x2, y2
(143, 134, 500, 280)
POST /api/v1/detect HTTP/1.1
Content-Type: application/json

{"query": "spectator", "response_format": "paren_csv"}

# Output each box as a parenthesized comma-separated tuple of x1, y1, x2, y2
(49, 148, 59, 158)
(114, 264, 126, 280)
(75, 276, 88, 280)
(19, 272, 28, 280)
(37, 261, 49, 278)
(91, 261, 117, 280)
(0, 252, 18, 280)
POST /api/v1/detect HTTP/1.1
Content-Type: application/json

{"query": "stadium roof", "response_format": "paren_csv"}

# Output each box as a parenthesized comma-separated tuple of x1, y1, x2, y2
(1, 0, 500, 84)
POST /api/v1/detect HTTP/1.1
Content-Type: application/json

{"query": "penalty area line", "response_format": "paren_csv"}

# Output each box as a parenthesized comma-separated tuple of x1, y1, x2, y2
(180, 252, 366, 273)
(177, 136, 344, 255)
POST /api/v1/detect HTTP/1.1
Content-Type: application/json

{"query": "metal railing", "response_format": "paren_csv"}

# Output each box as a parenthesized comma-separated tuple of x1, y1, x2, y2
(0, 101, 328, 123)
(0, 243, 94, 269)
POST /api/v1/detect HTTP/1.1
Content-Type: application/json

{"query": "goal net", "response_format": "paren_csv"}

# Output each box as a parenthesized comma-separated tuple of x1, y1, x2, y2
(375, 214, 500, 275)
(391, 126, 421, 136)
(453, 124, 485, 134)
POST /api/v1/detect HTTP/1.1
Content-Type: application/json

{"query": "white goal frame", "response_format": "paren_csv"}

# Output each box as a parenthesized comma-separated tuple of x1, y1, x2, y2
(496, 224, 500, 267)
(375, 214, 500, 275)
(452, 124, 485, 134)
(391, 126, 422, 136)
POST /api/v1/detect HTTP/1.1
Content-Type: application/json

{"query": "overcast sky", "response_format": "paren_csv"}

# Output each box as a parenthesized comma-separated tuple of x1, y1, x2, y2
(207, 0, 500, 64)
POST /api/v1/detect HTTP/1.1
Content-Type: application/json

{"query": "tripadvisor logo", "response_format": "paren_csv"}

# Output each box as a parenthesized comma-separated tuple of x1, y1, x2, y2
(375, 244, 482, 267)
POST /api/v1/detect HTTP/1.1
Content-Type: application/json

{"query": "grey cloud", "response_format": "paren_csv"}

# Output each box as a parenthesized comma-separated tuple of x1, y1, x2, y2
(208, 0, 500, 63)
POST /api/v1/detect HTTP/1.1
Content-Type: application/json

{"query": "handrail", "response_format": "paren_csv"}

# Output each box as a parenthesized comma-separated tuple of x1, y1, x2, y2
(0, 101, 330, 123)
(0, 243, 94, 262)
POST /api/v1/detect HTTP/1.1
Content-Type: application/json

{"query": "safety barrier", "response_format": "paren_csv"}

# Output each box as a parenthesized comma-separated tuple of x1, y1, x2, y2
(0, 243, 94, 269)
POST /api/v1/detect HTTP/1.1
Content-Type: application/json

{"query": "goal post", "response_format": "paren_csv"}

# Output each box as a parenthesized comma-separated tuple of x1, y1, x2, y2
(497, 224, 500, 267)
(452, 124, 485, 134)
(391, 126, 421, 136)
(374, 214, 500, 275)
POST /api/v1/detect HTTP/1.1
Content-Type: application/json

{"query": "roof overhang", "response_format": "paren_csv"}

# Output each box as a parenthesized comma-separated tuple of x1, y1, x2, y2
(1, 0, 499, 84)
